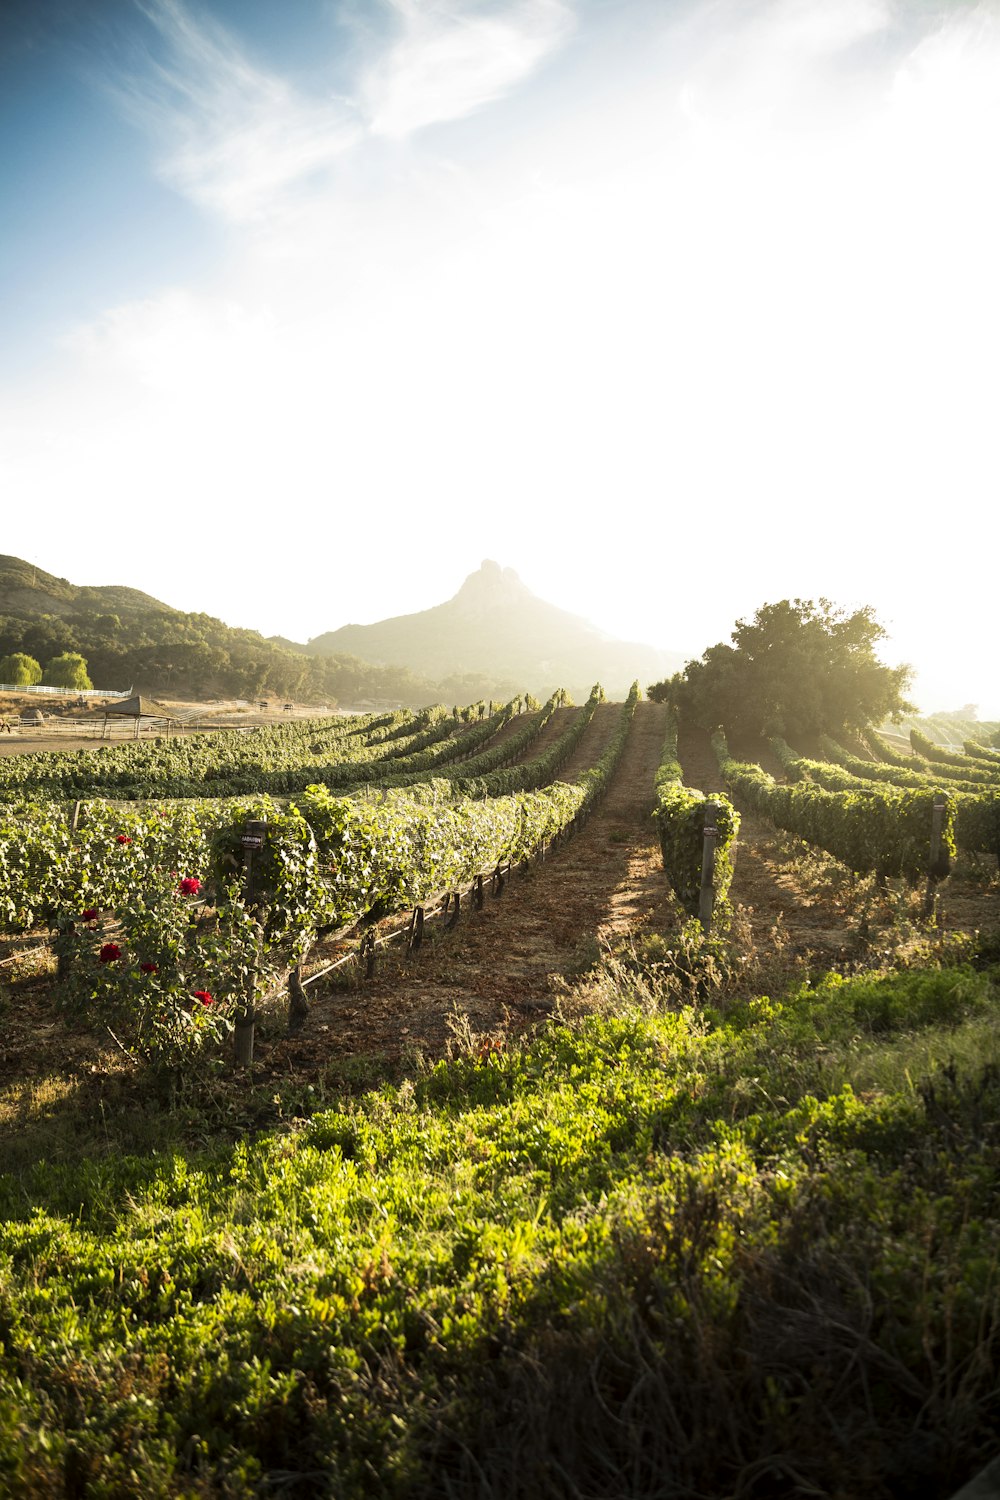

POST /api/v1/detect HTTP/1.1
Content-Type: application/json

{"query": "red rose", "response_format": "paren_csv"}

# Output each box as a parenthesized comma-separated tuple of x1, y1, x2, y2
(81, 908, 98, 921)
(139, 962, 158, 975)
(99, 943, 121, 963)
(116, 834, 132, 845)
(192, 990, 213, 1006)
(178, 877, 201, 895)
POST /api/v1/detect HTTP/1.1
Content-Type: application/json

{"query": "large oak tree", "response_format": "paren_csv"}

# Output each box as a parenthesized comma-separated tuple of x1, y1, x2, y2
(656, 599, 913, 740)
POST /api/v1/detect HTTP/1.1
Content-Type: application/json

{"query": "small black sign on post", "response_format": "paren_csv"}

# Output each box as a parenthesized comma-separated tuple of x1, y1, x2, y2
(698, 802, 719, 933)
(241, 820, 268, 906)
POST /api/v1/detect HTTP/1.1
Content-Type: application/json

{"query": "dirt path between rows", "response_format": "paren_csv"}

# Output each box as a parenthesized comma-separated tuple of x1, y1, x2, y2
(262, 701, 680, 1073)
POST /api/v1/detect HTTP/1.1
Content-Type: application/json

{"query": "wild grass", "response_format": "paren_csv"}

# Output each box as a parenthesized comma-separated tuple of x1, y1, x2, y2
(1, 921, 999, 1496)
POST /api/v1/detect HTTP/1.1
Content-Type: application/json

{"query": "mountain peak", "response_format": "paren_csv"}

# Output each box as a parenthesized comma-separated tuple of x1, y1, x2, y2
(306, 561, 685, 699)
(453, 561, 529, 610)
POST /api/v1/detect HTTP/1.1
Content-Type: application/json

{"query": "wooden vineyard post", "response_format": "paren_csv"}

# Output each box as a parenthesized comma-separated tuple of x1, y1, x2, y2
(288, 962, 309, 1031)
(360, 929, 377, 979)
(698, 802, 718, 933)
(235, 819, 268, 1068)
(922, 795, 948, 920)
(408, 907, 425, 954)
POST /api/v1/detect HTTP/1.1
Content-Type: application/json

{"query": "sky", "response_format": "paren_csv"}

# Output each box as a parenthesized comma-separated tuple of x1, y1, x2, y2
(1, 0, 998, 716)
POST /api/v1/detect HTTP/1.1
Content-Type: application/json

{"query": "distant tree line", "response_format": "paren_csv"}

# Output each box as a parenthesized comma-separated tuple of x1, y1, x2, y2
(0, 608, 519, 707)
(0, 650, 93, 690)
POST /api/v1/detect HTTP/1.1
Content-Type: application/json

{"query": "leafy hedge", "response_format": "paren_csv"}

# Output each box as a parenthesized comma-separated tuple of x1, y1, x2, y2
(820, 735, 987, 795)
(813, 739, 1000, 864)
(352, 690, 575, 798)
(652, 709, 739, 915)
(0, 709, 399, 802)
(963, 739, 1000, 767)
(910, 728, 1000, 784)
(863, 726, 920, 768)
(713, 731, 954, 881)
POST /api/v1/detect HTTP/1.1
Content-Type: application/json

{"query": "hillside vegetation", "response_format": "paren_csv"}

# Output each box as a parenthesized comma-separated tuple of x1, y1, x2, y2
(0, 556, 677, 707)
(0, 555, 506, 707)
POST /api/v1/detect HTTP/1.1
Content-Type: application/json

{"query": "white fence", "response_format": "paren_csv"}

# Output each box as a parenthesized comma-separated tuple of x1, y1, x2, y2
(1, 715, 223, 739)
(0, 683, 132, 699)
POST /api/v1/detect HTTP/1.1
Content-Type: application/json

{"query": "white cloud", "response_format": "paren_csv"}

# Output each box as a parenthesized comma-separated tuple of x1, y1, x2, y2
(361, 0, 575, 137)
(118, 0, 361, 222)
(115, 0, 575, 222)
(677, 0, 892, 129)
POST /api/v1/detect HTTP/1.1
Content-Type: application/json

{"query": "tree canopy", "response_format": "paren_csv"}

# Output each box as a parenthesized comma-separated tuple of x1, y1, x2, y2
(41, 652, 93, 691)
(654, 599, 913, 741)
(0, 652, 42, 686)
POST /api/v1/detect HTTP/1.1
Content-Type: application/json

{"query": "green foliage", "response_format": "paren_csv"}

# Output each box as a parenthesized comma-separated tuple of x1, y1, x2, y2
(451, 685, 602, 799)
(863, 725, 919, 768)
(911, 727, 1000, 783)
(41, 651, 92, 690)
(645, 676, 676, 704)
(964, 739, 1000, 767)
(56, 874, 233, 1076)
(0, 651, 42, 685)
(816, 736, 1000, 863)
(0, 707, 475, 803)
(0, 959, 998, 1495)
(714, 730, 955, 881)
(676, 599, 913, 739)
(652, 707, 739, 914)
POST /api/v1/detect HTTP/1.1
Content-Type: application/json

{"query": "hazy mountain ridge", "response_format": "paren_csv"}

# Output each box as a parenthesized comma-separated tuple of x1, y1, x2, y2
(0, 555, 683, 705)
(308, 560, 683, 700)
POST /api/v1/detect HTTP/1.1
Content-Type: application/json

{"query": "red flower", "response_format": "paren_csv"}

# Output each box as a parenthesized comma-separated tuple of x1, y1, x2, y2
(116, 834, 132, 845)
(192, 990, 213, 1006)
(139, 962, 159, 975)
(178, 877, 201, 895)
(99, 943, 121, 963)
(81, 908, 98, 921)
